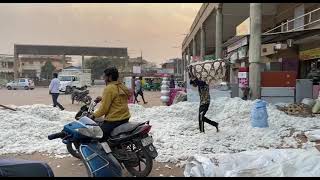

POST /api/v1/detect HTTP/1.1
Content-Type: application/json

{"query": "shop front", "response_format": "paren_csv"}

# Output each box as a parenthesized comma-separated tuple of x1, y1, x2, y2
(224, 36, 249, 98)
(299, 47, 320, 99)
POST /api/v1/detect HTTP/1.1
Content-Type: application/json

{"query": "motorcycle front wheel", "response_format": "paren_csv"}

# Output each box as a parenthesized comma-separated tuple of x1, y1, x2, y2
(66, 142, 81, 159)
(124, 148, 153, 177)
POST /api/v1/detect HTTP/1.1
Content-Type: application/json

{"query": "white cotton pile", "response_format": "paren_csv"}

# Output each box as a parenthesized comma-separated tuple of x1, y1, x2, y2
(129, 97, 320, 164)
(0, 104, 75, 156)
(0, 97, 319, 164)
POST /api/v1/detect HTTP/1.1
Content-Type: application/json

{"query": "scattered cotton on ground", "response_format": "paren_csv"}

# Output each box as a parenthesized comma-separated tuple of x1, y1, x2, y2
(1, 97, 319, 164)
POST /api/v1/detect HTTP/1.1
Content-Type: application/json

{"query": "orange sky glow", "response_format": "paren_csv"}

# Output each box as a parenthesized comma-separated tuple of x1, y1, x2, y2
(0, 3, 202, 65)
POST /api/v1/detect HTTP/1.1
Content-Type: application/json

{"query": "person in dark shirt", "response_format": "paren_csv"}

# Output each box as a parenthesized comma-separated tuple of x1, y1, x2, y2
(169, 75, 175, 88)
(190, 78, 219, 133)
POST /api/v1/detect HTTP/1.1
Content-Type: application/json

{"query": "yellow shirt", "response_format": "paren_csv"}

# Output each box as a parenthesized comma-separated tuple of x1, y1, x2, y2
(93, 81, 131, 122)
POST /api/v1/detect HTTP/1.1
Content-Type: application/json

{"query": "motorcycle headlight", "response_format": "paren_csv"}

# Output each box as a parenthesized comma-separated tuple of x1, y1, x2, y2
(75, 126, 103, 139)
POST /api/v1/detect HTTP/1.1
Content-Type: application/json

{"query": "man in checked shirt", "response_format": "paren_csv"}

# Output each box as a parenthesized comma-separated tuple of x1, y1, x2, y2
(190, 76, 219, 133)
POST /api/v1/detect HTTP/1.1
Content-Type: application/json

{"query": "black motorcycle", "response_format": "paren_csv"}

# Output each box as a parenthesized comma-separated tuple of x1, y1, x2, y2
(71, 89, 92, 105)
(66, 98, 158, 177)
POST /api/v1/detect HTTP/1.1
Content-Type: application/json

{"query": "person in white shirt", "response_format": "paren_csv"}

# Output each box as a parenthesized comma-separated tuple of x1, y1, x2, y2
(134, 77, 147, 104)
(49, 73, 65, 110)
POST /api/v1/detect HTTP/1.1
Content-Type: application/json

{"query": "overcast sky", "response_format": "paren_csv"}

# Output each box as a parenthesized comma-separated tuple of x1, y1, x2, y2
(0, 3, 201, 66)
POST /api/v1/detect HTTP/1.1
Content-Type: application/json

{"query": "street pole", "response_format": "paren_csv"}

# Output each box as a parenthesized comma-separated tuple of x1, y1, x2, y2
(249, 3, 262, 100)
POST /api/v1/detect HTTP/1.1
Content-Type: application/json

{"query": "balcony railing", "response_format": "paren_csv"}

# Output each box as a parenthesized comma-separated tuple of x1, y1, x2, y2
(264, 7, 320, 35)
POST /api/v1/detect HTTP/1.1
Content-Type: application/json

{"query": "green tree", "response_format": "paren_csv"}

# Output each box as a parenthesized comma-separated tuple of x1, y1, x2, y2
(40, 61, 56, 80)
(85, 57, 113, 79)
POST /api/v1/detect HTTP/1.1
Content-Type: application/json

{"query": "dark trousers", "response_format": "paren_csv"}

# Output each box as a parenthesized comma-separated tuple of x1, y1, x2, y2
(51, 93, 64, 110)
(133, 91, 139, 103)
(199, 103, 218, 133)
(135, 90, 146, 103)
(100, 119, 129, 139)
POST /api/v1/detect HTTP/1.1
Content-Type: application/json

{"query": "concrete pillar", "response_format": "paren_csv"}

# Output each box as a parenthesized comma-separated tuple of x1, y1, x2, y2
(182, 52, 186, 81)
(200, 25, 205, 60)
(249, 3, 262, 100)
(187, 46, 191, 65)
(215, 5, 223, 59)
(192, 39, 196, 61)
(82, 55, 85, 69)
(13, 53, 19, 79)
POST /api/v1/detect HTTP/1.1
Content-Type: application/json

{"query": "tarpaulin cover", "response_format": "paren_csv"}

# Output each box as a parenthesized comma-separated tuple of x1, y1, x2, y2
(184, 148, 320, 177)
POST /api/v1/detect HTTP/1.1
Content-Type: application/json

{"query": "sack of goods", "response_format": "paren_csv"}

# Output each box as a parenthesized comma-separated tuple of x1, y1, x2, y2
(301, 98, 316, 108)
(312, 100, 320, 114)
(251, 100, 269, 128)
(187, 60, 229, 86)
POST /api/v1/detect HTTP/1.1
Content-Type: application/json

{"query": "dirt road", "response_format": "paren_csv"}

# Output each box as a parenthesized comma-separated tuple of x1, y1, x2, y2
(0, 85, 163, 111)
(0, 86, 184, 177)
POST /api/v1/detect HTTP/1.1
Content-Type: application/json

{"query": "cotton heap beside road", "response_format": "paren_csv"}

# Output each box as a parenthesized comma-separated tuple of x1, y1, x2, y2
(0, 97, 319, 164)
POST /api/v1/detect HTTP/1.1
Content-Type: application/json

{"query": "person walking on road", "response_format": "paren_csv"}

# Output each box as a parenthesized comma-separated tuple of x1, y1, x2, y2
(189, 76, 219, 133)
(132, 76, 139, 104)
(169, 75, 175, 88)
(135, 77, 147, 104)
(49, 73, 65, 111)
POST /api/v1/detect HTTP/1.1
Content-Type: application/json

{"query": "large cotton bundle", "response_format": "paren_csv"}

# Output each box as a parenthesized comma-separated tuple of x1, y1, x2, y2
(187, 60, 229, 86)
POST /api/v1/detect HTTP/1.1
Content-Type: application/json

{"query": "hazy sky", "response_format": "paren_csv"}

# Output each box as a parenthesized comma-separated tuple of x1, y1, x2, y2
(0, 3, 201, 65)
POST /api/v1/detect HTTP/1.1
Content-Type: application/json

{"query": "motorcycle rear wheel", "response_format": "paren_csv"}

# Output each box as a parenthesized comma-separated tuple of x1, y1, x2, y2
(125, 148, 153, 177)
(66, 142, 81, 159)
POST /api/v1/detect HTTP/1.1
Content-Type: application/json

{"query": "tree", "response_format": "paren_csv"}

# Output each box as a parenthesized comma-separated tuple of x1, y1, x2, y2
(85, 57, 113, 79)
(40, 61, 56, 80)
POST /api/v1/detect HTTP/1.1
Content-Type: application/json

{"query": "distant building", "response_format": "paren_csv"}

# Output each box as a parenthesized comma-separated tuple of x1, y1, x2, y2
(0, 54, 72, 80)
(19, 55, 72, 79)
(0, 54, 14, 80)
(160, 58, 183, 79)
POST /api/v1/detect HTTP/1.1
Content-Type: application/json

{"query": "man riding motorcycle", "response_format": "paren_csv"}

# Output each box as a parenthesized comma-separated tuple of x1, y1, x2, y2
(91, 67, 131, 139)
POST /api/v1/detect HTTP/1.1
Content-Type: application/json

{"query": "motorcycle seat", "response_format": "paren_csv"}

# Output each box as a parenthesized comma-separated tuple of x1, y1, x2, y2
(110, 122, 143, 137)
(73, 89, 89, 94)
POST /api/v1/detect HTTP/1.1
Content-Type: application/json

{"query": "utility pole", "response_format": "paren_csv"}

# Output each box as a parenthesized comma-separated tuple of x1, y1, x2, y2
(140, 50, 142, 76)
(249, 3, 262, 100)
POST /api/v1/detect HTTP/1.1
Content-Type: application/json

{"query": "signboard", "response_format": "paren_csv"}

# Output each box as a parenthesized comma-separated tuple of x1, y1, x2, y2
(238, 72, 248, 78)
(236, 18, 250, 36)
(133, 66, 141, 74)
(238, 46, 248, 59)
(299, 47, 320, 61)
(204, 55, 215, 61)
(239, 78, 249, 88)
(227, 36, 248, 53)
(157, 68, 174, 74)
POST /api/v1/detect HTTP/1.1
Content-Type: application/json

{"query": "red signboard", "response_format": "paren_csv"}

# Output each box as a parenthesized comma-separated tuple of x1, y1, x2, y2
(261, 71, 297, 87)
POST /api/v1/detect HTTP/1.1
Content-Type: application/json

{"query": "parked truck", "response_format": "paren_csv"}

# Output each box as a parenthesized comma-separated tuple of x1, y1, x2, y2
(58, 69, 92, 94)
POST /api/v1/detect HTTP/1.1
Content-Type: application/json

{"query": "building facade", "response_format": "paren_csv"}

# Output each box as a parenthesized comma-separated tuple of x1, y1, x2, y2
(0, 54, 72, 81)
(181, 3, 320, 99)
(0, 55, 14, 81)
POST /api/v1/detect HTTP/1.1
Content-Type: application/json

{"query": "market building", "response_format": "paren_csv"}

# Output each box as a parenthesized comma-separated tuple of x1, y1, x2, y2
(181, 3, 320, 103)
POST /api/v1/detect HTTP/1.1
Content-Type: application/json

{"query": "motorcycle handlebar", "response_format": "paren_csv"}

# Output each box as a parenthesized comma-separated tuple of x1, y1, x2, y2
(48, 132, 66, 140)
(94, 96, 102, 103)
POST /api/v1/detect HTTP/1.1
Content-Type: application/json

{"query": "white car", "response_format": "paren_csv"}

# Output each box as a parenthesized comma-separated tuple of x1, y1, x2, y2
(6, 78, 35, 90)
